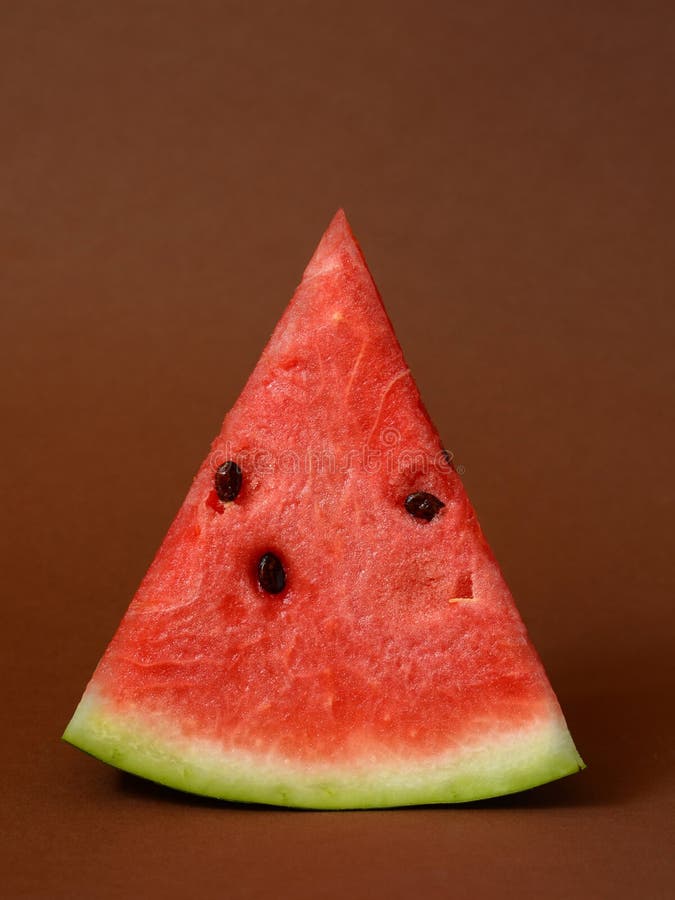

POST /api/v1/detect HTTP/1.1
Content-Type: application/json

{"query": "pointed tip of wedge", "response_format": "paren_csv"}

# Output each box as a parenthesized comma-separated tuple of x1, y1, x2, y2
(302, 208, 366, 281)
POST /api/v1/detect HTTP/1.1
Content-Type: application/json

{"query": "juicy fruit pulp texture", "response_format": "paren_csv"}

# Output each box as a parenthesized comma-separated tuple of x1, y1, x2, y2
(64, 211, 583, 808)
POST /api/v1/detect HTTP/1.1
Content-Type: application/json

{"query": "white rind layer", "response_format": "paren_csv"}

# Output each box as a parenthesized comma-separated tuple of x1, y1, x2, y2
(63, 689, 584, 809)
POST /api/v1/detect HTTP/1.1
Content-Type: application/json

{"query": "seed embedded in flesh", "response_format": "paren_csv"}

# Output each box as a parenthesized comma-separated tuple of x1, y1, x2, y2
(405, 491, 445, 521)
(257, 552, 286, 594)
(214, 461, 242, 502)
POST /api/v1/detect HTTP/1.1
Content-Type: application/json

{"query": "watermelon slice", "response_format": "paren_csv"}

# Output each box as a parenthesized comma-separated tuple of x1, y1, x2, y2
(64, 211, 583, 808)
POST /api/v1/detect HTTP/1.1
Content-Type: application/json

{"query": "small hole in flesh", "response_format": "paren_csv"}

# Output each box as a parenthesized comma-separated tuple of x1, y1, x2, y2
(257, 552, 286, 595)
(404, 491, 445, 521)
(454, 572, 473, 599)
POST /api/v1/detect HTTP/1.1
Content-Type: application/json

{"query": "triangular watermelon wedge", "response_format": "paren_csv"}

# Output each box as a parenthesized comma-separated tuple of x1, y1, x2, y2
(64, 211, 583, 808)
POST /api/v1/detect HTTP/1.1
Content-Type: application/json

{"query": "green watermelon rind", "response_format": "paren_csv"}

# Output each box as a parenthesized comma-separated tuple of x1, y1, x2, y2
(63, 690, 584, 809)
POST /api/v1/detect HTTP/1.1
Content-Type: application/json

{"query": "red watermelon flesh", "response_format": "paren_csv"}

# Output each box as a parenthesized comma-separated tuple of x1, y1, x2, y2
(63, 211, 583, 808)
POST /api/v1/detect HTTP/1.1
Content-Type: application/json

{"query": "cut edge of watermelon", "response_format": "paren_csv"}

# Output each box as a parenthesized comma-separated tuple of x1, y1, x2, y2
(63, 689, 584, 809)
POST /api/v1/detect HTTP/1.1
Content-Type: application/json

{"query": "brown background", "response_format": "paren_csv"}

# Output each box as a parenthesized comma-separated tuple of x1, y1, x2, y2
(2, 2, 674, 898)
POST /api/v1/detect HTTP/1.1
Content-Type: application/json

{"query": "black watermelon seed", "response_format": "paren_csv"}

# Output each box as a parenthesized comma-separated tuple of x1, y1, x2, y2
(257, 552, 286, 594)
(405, 491, 445, 522)
(214, 461, 242, 502)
